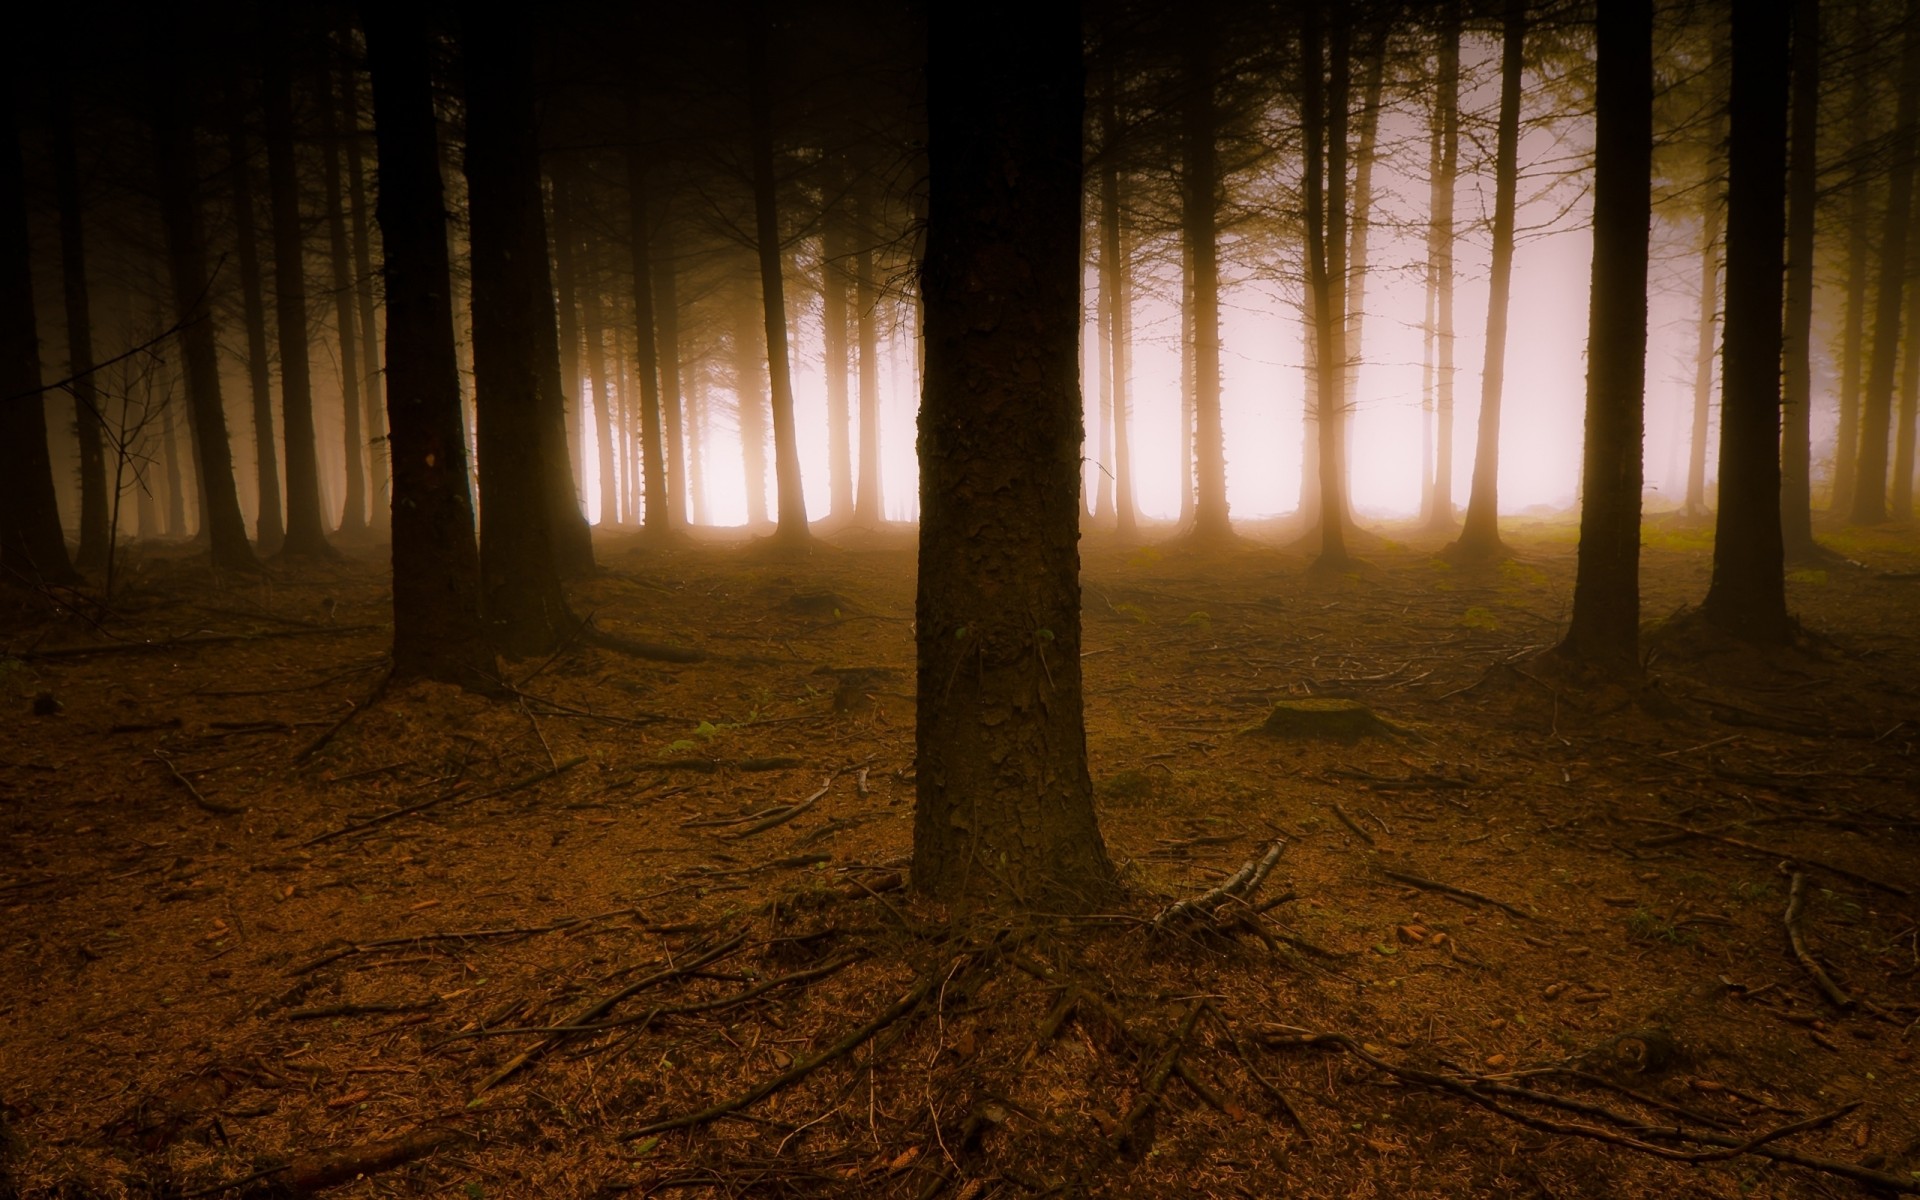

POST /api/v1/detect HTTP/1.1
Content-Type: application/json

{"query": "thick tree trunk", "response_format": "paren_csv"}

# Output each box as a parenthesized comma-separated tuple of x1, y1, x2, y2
(0, 86, 79, 584)
(264, 27, 333, 556)
(853, 187, 883, 526)
(734, 295, 771, 527)
(1701, 0, 1792, 640)
(1781, 0, 1820, 555)
(339, 41, 387, 528)
(1183, 10, 1230, 540)
(624, 141, 669, 539)
(654, 208, 688, 530)
(1560, 0, 1652, 667)
(1302, 4, 1352, 568)
(317, 59, 367, 536)
(1685, 203, 1721, 516)
(914, 0, 1112, 908)
(1097, 82, 1136, 539)
(225, 81, 284, 553)
(1425, 0, 1461, 533)
(747, 19, 810, 545)
(364, 5, 492, 686)
(1831, 6, 1876, 516)
(1453, 0, 1524, 560)
(151, 88, 257, 571)
(1852, 0, 1920, 525)
(50, 82, 109, 572)
(462, 1, 577, 656)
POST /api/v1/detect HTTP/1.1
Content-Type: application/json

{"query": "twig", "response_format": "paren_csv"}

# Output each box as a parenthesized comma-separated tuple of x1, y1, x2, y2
(179, 1129, 454, 1198)
(1784, 871, 1854, 1009)
(287, 1000, 441, 1020)
(1150, 840, 1287, 931)
(621, 965, 939, 1139)
(289, 912, 631, 974)
(299, 756, 585, 847)
(1379, 868, 1533, 919)
(730, 778, 833, 839)
(1625, 818, 1909, 897)
(296, 667, 392, 762)
(154, 755, 246, 816)
(1329, 801, 1376, 845)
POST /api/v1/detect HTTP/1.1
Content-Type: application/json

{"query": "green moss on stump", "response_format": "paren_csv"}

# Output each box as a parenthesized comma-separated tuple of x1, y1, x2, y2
(1244, 698, 1403, 742)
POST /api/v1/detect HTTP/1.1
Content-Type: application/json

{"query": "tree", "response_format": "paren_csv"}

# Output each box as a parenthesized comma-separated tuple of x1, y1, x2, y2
(1302, 2, 1354, 569)
(1182, 4, 1231, 541)
(623, 131, 670, 540)
(1451, 0, 1525, 562)
(0, 81, 80, 585)
(1559, 0, 1652, 669)
(1096, 67, 1137, 540)
(1424, 0, 1462, 533)
(1780, 0, 1820, 556)
(317, 49, 368, 536)
(1700, 0, 1792, 640)
(49, 80, 109, 573)
(912, 0, 1113, 906)
(852, 183, 885, 527)
(224, 77, 285, 553)
(365, 4, 493, 685)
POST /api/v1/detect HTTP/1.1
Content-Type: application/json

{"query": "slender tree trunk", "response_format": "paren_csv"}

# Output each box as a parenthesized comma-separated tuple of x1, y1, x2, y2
(1092, 195, 1114, 524)
(161, 384, 187, 536)
(581, 236, 618, 525)
(654, 207, 688, 530)
(1701, 0, 1792, 640)
(364, 5, 492, 686)
(151, 87, 258, 570)
(1453, 0, 1524, 560)
(747, 16, 811, 544)
(462, 1, 576, 655)
(1342, 27, 1387, 474)
(1420, 87, 1439, 523)
(317, 59, 367, 536)
(225, 81, 284, 553)
(688, 375, 708, 526)
(1685, 203, 1721, 516)
(1184, 9, 1230, 540)
(853, 187, 883, 526)
(0, 86, 79, 584)
(1098, 81, 1136, 539)
(1831, 6, 1876, 516)
(550, 161, 586, 490)
(1560, 0, 1652, 668)
(50, 82, 109, 572)
(822, 165, 854, 522)
(264, 28, 333, 556)
(1852, 0, 1920, 525)
(1180, 253, 1196, 527)
(734, 294, 771, 526)
(1895, 233, 1920, 520)
(340, 40, 387, 529)
(1303, 4, 1352, 568)
(1781, 0, 1821, 555)
(1426, 0, 1461, 532)
(914, 0, 1112, 907)
(623, 141, 669, 539)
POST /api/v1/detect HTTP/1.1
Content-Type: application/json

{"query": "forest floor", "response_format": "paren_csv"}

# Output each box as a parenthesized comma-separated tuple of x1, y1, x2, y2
(2, 514, 1918, 1200)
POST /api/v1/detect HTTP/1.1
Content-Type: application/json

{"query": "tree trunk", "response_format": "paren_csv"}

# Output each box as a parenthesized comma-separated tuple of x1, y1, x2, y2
(688, 375, 708, 526)
(734, 293, 770, 526)
(1425, 0, 1461, 533)
(1420, 84, 1439, 524)
(225, 80, 284, 553)
(1453, 0, 1524, 560)
(264, 25, 333, 556)
(914, 0, 1112, 908)
(1560, 0, 1652, 668)
(747, 17, 811, 545)
(822, 163, 854, 523)
(1852, 0, 1920, 525)
(550, 160, 586, 491)
(1342, 27, 1387, 477)
(0, 85, 79, 584)
(1303, 3, 1352, 568)
(654, 205, 688, 530)
(462, 1, 578, 656)
(1183, 9, 1230, 540)
(581, 232, 618, 525)
(1781, 0, 1820, 555)
(317, 56, 368, 536)
(339, 38, 387, 529)
(151, 87, 257, 571)
(161, 382, 188, 537)
(50, 81, 109, 573)
(624, 139, 669, 539)
(1701, 0, 1792, 640)
(1180, 253, 1196, 527)
(364, 4, 492, 686)
(1098, 79, 1136, 540)
(1685, 201, 1721, 516)
(853, 185, 883, 526)
(1895, 232, 1920, 520)
(1831, 4, 1876, 516)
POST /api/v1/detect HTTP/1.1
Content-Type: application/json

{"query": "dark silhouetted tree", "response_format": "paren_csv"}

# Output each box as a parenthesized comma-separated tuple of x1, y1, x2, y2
(50, 80, 108, 573)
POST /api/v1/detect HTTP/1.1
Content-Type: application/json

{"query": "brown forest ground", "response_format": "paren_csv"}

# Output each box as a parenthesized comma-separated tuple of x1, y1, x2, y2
(1, 515, 1917, 1200)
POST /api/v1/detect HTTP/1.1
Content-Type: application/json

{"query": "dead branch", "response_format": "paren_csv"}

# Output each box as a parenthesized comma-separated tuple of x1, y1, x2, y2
(1378, 867, 1533, 919)
(730, 778, 833, 838)
(1784, 871, 1854, 1009)
(180, 1129, 453, 1198)
(1150, 839, 1287, 932)
(154, 755, 246, 816)
(1108, 1000, 1205, 1157)
(298, 756, 585, 847)
(14, 624, 379, 661)
(1625, 818, 1910, 897)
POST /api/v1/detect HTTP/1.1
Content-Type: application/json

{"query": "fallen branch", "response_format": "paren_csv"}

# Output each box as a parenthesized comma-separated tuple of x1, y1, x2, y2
(1784, 871, 1854, 1009)
(154, 755, 246, 816)
(299, 756, 585, 847)
(1625, 818, 1909, 897)
(1378, 868, 1533, 919)
(1150, 839, 1287, 932)
(296, 667, 392, 762)
(15, 624, 379, 661)
(621, 964, 939, 1140)
(1108, 1000, 1205, 1157)
(180, 1128, 453, 1198)
(1329, 802, 1376, 845)
(287, 1000, 441, 1020)
(288, 909, 636, 975)
(729, 778, 833, 839)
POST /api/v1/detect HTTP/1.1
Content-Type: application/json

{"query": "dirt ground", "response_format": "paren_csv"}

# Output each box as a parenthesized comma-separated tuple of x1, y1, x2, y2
(2, 515, 1917, 1199)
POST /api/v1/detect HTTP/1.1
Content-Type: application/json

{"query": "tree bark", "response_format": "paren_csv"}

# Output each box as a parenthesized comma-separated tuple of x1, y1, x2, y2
(747, 14, 811, 545)
(1453, 0, 1524, 560)
(1183, 8, 1230, 540)
(1560, 0, 1651, 668)
(317, 55, 367, 536)
(264, 22, 333, 556)
(1701, 0, 1792, 640)
(1425, 0, 1461, 533)
(364, 5, 493, 686)
(50, 81, 109, 573)
(225, 79, 284, 553)
(624, 138, 669, 539)
(339, 38, 387, 529)
(1780, 0, 1820, 555)
(151, 85, 258, 571)
(1851, 0, 1920, 525)
(914, 0, 1112, 908)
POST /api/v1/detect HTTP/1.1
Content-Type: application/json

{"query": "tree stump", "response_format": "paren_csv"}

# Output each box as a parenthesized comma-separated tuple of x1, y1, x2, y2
(1245, 698, 1402, 742)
